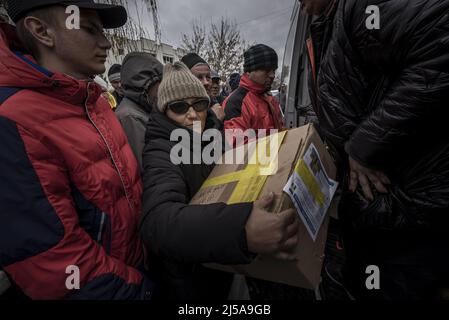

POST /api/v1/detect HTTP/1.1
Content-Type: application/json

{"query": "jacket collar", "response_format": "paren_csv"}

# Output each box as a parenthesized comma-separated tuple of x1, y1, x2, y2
(239, 73, 269, 95)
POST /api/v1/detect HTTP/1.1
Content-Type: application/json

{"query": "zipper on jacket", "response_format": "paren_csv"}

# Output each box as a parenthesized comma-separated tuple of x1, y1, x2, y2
(97, 212, 106, 242)
(84, 82, 135, 211)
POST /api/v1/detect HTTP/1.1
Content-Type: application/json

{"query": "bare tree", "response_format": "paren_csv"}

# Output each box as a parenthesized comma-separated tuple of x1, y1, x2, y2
(100, 0, 150, 56)
(206, 17, 245, 80)
(143, 0, 162, 45)
(181, 17, 247, 80)
(0, 0, 10, 23)
(181, 19, 207, 55)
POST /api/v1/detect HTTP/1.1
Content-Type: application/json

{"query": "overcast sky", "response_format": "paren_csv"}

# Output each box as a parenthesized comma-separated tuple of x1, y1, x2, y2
(126, 0, 296, 66)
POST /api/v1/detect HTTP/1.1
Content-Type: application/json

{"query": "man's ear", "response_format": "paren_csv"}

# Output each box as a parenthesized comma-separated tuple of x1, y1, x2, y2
(22, 16, 56, 49)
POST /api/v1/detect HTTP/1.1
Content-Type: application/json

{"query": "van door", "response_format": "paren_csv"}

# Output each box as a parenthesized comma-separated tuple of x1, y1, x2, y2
(280, 1, 312, 128)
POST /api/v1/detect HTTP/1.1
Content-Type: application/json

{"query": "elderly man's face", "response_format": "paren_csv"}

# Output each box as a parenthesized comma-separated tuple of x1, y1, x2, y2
(110, 80, 123, 96)
(301, 0, 332, 15)
(191, 64, 212, 94)
(210, 83, 220, 98)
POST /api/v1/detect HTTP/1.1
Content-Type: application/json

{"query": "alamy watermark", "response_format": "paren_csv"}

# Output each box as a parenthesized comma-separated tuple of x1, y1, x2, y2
(366, 5, 380, 30)
(65, 265, 80, 290)
(169, 122, 282, 174)
(65, 5, 80, 30)
(365, 265, 380, 290)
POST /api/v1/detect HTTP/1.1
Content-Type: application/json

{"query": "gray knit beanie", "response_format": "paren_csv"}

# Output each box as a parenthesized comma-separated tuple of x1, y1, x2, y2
(158, 62, 210, 113)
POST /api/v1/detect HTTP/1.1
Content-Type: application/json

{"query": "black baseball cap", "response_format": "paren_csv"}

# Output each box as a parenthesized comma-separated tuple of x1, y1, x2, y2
(6, 0, 128, 29)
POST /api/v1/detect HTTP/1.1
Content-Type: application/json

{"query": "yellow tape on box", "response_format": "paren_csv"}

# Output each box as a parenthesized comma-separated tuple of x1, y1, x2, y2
(199, 131, 287, 204)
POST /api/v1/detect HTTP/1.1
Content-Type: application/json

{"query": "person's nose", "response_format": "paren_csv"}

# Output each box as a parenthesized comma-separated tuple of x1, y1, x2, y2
(99, 33, 112, 50)
(186, 107, 200, 120)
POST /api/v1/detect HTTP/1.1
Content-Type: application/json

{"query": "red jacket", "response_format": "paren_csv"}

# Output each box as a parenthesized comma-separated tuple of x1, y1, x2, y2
(223, 74, 284, 141)
(0, 24, 151, 299)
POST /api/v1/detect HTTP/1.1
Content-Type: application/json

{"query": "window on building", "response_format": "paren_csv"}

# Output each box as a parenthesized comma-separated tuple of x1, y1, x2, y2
(163, 56, 174, 64)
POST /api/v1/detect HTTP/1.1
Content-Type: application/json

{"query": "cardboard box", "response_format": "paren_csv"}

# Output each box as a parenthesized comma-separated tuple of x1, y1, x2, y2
(190, 124, 337, 289)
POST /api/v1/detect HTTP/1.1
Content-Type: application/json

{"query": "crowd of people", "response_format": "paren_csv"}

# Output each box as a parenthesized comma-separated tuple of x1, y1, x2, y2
(0, 0, 294, 300)
(0, 0, 448, 301)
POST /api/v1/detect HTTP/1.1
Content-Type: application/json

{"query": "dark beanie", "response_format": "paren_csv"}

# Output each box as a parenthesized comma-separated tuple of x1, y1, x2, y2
(243, 44, 278, 73)
(181, 53, 208, 70)
(108, 64, 122, 82)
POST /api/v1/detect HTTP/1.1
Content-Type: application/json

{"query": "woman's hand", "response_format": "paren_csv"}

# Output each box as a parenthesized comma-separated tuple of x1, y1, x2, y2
(246, 193, 299, 260)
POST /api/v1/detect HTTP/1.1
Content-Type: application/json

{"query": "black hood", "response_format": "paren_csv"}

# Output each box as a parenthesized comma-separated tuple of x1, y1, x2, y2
(121, 52, 163, 112)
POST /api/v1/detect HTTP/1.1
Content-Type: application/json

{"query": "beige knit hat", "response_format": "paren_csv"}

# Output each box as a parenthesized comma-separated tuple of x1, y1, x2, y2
(157, 62, 210, 113)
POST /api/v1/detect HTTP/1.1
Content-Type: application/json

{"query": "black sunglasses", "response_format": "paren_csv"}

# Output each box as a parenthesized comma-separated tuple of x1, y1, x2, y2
(167, 99, 210, 114)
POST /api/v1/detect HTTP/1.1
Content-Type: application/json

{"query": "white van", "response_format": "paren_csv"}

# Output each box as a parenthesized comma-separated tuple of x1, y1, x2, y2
(280, 1, 313, 129)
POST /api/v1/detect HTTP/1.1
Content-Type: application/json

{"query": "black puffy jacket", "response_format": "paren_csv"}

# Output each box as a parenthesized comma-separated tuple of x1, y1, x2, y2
(310, 0, 449, 233)
(139, 110, 253, 300)
(309, 0, 449, 298)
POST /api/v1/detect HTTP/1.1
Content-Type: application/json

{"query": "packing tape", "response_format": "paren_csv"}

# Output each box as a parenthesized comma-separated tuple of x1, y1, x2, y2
(199, 131, 287, 204)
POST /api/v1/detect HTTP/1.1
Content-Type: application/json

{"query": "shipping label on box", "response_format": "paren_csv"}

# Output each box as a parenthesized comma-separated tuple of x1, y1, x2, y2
(283, 143, 338, 241)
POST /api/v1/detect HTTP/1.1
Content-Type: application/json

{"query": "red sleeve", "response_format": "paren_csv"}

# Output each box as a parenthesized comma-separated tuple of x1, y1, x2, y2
(0, 119, 152, 300)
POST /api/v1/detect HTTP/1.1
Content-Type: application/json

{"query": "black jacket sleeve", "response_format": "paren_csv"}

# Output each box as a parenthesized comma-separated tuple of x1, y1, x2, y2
(318, 0, 449, 233)
(139, 143, 254, 265)
(347, 59, 449, 170)
(316, 0, 449, 170)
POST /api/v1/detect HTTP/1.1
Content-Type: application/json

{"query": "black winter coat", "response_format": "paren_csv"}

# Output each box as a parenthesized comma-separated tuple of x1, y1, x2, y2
(311, 0, 449, 234)
(139, 110, 254, 300)
(309, 0, 449, 298)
